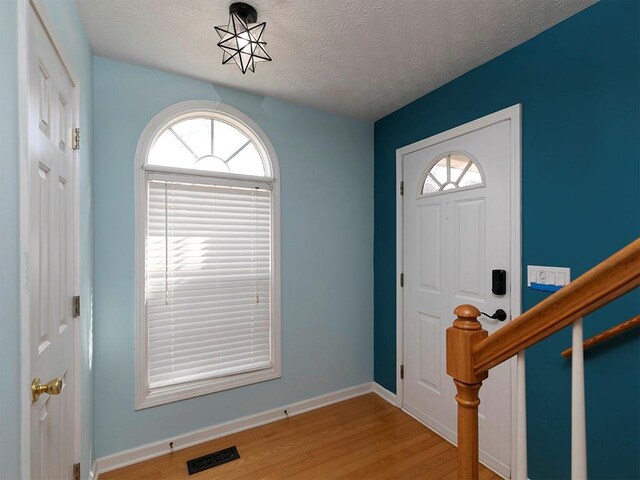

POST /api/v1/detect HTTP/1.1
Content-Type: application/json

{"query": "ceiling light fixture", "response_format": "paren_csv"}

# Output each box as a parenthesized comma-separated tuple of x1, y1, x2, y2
(215, 2, 271, 74)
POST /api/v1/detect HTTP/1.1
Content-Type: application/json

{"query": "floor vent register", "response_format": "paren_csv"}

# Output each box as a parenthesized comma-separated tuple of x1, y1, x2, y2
(186, 446, 240, 475)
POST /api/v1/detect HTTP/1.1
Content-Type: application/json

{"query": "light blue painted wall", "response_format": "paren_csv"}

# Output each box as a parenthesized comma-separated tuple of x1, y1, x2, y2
(0, 1, 22, 478)
(0, 0, 94, 477)
(92, 57, 374, 458)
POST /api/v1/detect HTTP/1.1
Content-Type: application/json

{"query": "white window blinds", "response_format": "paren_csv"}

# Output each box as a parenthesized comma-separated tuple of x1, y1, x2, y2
(146, 177, 272, 390)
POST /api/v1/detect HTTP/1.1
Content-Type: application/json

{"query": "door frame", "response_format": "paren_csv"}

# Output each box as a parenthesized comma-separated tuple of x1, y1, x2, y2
(18, 0, 82, 476)
(395, 104, 523, 476)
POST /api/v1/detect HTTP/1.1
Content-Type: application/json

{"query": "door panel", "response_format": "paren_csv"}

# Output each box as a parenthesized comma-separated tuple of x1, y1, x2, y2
(403, 120, 513, 477)
(454, 197, 485, 300)
(418, 313, 441, 393)
(418, 204, 440, 291)
(29, 4, 77, 479)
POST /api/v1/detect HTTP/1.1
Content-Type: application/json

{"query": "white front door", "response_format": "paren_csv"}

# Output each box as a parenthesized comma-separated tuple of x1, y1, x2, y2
(28, 4, 77, 479)
(402, 113, 518, 478)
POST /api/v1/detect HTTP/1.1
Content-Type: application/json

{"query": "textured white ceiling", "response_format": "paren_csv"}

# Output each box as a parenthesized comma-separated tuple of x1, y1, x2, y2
(77, 0, 595, 120)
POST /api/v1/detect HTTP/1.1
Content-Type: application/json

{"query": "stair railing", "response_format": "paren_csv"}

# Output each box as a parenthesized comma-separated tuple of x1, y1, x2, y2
(446, 238, 640, 479)
(562, 314, 640, 358)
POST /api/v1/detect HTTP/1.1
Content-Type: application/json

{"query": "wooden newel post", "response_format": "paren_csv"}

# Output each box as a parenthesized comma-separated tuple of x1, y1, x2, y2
(446, 305, 489, 480)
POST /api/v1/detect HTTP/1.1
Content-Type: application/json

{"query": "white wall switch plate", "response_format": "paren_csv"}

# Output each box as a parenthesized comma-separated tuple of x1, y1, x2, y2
(527, 265, 571, 287)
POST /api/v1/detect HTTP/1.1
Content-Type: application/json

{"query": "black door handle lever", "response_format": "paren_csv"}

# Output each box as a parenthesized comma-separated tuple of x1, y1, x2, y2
(481, 309, 507, 322)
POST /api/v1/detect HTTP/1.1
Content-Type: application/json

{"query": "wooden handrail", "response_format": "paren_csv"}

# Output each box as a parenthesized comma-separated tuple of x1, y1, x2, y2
(446, 237, 640, 480)
(472, 238, 640, 374)
(561, 315, 640, 358)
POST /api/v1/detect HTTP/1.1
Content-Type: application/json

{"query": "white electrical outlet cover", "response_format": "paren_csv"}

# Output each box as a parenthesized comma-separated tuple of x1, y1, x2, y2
(527, 265, 571, 287)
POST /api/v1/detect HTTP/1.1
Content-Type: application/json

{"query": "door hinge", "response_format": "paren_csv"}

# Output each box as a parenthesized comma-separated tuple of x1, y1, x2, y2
(400, 181, 404, 196)
(400, 364, 404, 380)
(72, 128, 80, 150)
(73, 463, 80, 480)
(400, 273, 404, 287)
(72, 295, 80, 318)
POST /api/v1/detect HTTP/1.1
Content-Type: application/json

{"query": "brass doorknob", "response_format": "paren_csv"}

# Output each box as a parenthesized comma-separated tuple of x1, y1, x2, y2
(31, 377, 63, 403)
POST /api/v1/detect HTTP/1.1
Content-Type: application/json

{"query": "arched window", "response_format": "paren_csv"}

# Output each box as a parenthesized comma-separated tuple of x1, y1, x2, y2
(421, 152, 484, 195)
(147, 117, 269, 176)
(135, 101, 280, 409)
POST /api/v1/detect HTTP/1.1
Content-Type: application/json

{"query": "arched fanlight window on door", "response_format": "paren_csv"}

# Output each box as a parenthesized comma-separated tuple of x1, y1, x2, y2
(421, 152, 484, 195)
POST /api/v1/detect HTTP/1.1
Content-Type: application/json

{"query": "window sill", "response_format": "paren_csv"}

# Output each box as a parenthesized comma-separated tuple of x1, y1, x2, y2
(135, 365, 281, 410)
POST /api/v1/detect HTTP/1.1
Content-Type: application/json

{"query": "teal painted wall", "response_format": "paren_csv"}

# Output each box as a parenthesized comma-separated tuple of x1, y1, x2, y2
(373, 1, 640, 479)
(0, 0, 94, 477)
(92, 57, 374, 458)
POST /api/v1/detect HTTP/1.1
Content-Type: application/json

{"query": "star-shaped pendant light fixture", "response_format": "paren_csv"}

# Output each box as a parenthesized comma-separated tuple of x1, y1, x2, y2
(215, 2, 271, 74)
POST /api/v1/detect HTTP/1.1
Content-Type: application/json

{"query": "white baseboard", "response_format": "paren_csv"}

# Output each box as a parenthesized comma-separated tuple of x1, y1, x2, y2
(88, 460, 97, 480)
(95, 382, 374, 477)
(372, 382, 397, 405)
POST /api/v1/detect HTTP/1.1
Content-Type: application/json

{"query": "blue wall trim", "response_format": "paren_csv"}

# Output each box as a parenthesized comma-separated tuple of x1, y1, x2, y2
(374, 1, 639, 478)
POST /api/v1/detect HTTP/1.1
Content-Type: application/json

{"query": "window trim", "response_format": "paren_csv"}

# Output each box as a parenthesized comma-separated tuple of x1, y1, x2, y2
(134, 100, 281, 410)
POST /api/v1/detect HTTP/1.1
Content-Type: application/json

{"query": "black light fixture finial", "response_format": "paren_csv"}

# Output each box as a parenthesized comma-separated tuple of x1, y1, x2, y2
(214, 2, 271, 74)
(229, 3, 257, 23)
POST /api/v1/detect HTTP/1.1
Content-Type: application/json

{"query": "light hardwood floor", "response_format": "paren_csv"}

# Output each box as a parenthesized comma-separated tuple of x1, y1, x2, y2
(100, 394, 500, 479)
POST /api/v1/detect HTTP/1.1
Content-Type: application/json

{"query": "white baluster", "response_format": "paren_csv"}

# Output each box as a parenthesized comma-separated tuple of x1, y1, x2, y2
(516, 350, 528, 480)
(572, 318, 587, 479)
